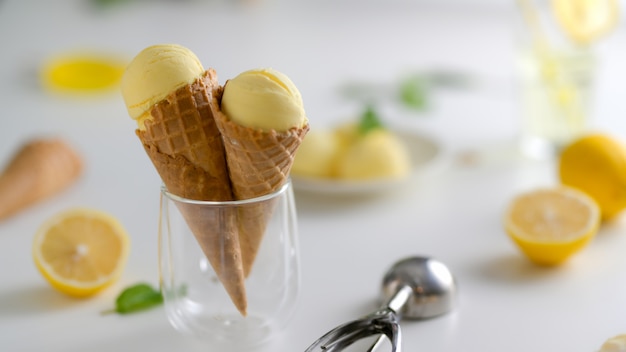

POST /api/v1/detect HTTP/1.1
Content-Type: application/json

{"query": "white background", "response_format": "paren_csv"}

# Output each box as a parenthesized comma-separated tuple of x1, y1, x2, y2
(1, 0, 626, 351)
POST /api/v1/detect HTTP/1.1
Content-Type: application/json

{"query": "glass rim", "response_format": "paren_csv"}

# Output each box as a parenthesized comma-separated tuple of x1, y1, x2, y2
(161, 179, 291, 206)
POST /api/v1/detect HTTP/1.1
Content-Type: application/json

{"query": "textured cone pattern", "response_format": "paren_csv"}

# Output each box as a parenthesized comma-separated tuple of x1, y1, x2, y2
(138, 70, 232, 201)
(0, 138, 82, 221)
(211, 85, 309, 277)
(136, 70, 247, 315)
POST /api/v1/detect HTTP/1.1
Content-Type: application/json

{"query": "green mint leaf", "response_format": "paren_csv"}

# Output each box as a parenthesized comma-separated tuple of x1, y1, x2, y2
(103, 283, 163, 315)
(358, 105, 384, 135)
(399, 76, 428, 111)
(116, 283, 163, 314)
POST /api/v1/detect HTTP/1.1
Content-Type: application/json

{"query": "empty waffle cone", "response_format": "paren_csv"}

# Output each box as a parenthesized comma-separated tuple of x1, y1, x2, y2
(210, 85, 309, 277)
(136, 69, 247, 316)
(0, 138, 83, 221)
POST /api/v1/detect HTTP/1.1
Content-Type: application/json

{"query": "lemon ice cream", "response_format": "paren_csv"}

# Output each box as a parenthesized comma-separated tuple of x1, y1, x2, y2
(292, 129, 341, 178)
(292, 121, 411, 181)
(121, 45, 309, 315)
(337, 129, 411, 180)
(221, 68, 307, 131)
(121, 44, 205, 130)
(210, 67, 309, 278)
(121, 44, 247, 316)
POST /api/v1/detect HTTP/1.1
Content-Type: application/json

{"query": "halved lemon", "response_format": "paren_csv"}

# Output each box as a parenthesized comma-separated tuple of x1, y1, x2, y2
(33, 208, 130, 297)
(551, 0, 620, 45)
(41, 52, 126, 93)
(504, 187, 600, 266)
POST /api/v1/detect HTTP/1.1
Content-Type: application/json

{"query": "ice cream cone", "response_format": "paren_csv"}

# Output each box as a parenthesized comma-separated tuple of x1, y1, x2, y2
(210, 85, 309, 277)
(0, 138, 83, 221)
(136, 69, 247, 315)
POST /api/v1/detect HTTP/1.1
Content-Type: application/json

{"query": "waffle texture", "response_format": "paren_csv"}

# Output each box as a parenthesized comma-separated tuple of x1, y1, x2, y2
(136, 69, 247, 315)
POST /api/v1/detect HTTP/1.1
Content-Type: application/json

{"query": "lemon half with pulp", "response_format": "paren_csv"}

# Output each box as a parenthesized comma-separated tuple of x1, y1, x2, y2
(41, 52, 126, 93)
(504, 187, 600, 266)
(33, 208, 130, 297)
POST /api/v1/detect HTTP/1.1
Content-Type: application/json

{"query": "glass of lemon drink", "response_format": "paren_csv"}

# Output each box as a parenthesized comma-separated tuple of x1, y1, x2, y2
(514, 0, 619, 159)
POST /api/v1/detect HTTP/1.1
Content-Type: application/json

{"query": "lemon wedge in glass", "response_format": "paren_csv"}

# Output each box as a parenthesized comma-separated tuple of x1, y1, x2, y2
(552, 0, 620, 45)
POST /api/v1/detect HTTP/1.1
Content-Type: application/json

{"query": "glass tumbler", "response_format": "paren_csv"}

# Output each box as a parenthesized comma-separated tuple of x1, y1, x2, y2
(158, 181, 300, 346)
(514, 0, 596, 159)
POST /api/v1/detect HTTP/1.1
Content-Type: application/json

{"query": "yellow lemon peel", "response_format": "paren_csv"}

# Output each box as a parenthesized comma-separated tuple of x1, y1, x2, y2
(41, 52, 126, 93)
(33, 208, 130, 297)
(504, 187, 600, 266)
(559, 133, 626, 221)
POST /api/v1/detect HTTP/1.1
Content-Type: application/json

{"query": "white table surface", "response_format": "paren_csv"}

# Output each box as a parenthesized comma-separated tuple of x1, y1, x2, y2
(1, 0, 626, 351)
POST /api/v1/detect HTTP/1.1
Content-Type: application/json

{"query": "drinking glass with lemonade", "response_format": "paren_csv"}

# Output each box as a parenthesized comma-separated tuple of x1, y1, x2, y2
(515, 0, 620, 159)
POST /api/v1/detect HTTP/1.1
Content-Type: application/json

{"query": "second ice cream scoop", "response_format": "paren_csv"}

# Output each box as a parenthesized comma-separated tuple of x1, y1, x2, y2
(221, 68, 307, 132)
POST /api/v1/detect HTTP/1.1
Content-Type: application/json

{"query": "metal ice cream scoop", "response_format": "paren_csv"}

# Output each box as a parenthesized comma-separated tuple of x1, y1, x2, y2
(304, 256, 458, 352)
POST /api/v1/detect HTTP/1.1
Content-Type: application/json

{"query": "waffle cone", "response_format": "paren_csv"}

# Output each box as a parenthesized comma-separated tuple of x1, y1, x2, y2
(0, 138, 82, 221)
(136, 70, 247, 315)
(210, 85, 309, 277)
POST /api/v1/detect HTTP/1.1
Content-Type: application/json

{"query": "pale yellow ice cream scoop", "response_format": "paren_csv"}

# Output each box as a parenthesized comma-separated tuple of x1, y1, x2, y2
(336, 129, 411, 181)
(121, 44, 205, 130)
(221, 68, 307, 132)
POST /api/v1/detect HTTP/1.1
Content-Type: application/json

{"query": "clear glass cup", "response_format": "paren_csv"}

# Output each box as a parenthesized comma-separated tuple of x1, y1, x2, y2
(158, 180, 300, 347)
(514, 0, 596, 159)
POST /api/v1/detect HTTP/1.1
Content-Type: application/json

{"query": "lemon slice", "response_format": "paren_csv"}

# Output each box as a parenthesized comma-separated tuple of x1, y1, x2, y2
(551, 0, 620, 45)
(41, 52, 126, 93)
(504, 187, 600, 266)
(33, 208, 130, 297)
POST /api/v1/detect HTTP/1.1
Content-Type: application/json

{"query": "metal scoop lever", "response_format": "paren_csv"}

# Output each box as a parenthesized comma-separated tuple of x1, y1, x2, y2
(304, 256, 457, 352)
(304, 307, 402, 352)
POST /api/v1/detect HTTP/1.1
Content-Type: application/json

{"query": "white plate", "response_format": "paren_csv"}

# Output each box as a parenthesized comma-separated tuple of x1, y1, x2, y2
(291, 129, 448, 196)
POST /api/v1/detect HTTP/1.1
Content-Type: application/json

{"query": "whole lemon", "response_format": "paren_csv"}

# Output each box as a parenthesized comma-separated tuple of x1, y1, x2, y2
(559, 133, 626, 221)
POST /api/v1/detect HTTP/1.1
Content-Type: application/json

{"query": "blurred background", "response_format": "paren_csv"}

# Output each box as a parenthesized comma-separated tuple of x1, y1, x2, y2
(1, 0, 624, 155)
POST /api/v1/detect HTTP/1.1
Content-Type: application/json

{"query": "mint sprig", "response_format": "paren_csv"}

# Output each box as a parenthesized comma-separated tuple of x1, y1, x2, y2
(340, 70, 473, 114)
(358, 105, 385, 135)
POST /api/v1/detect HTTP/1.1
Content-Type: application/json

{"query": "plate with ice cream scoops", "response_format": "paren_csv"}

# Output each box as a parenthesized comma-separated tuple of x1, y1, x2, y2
(290, 128, 449, 196)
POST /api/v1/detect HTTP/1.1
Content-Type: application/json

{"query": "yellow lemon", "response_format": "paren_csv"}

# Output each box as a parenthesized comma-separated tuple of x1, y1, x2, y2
(559, 133, 626, 221)
(504, 187, 600, 266)
(551, 0, 620, 45)
(41, 52, 126, 93)
(33, 208, 130, 297)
